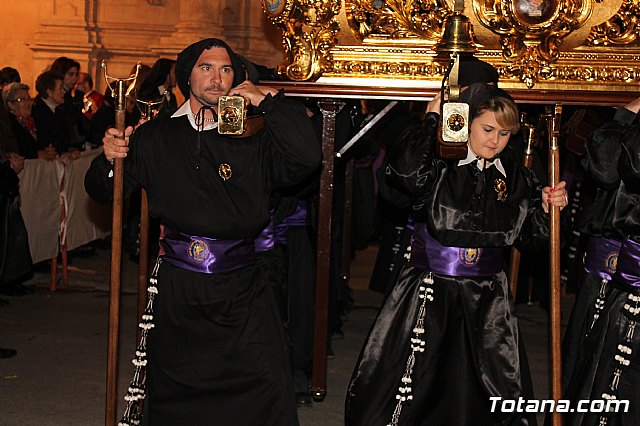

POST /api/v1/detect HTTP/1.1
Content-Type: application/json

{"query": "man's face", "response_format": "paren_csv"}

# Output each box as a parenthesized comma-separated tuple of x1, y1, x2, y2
(188, 47, 235, 110)
(76, 73, 90, 93)
(47, 79, 65, 106)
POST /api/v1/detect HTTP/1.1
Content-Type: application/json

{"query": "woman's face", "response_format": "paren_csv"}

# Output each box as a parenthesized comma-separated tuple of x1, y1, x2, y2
(468, 110, 512, 160)
(47, 79, 66, 106)
(7, 88, 33, 118)
(64, 66, 79, 91)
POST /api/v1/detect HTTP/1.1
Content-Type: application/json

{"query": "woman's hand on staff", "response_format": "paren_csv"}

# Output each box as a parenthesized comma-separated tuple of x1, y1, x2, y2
(102, 126, 134, 163)
(542, 180, 569, 213)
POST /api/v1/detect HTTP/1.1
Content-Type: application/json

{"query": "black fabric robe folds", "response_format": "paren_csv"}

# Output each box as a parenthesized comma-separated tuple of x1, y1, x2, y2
(346, 112, 547, 426)
(85, 91, 320, 426)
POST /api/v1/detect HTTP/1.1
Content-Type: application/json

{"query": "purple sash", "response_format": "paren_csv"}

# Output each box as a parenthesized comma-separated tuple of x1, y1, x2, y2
(409, 223, 504, 277)
(583, 237, 621, 281)
(254, 216, 275, 253)
(274, 201, 308, 245)
(615, 237, 640, 287)
(159, 225, 255, 274)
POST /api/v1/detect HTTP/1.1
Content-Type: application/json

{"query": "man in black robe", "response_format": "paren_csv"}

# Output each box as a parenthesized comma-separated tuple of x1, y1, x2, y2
(85, 38, 321, 426)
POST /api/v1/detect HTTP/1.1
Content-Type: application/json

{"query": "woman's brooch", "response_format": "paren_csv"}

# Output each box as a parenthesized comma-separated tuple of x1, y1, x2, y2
(494, 178, 507, 202)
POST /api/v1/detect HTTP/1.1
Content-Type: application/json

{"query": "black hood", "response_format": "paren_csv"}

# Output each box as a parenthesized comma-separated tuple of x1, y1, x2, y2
(175, 38, 246, 99)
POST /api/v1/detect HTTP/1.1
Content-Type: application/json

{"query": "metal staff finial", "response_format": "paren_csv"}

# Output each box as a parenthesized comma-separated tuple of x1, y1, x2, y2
(101, 61, 141, 99)
(134, 95, 164, 120)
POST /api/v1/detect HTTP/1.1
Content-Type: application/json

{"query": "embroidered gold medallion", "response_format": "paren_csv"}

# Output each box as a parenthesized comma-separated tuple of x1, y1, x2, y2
(219, 163, 232, 181)
(494, 178, 507, 201)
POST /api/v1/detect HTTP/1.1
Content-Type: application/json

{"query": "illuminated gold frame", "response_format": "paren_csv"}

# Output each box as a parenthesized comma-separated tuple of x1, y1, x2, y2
(261, 0, 640, 94)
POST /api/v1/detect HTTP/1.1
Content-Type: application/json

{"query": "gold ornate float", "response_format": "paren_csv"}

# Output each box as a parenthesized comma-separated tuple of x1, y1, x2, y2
(261, 0, 640, 99)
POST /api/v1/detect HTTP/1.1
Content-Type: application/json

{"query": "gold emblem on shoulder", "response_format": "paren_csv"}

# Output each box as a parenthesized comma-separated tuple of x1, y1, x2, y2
(219, 163, 232, 181)
(494, 178, 507, 202)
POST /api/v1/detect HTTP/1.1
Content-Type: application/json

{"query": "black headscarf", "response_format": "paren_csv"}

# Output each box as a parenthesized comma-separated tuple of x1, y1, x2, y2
(139, 58, 175, 100)
(458, 55, 500, 86)
(175, 38, 246, 99)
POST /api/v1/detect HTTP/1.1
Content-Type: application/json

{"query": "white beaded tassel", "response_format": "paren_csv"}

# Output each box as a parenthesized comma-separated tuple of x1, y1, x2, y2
(591, 278, 609, 330)
(119, 259, 162, 426)
(598, 292, 639, 426)
(388, 273, 434, 426)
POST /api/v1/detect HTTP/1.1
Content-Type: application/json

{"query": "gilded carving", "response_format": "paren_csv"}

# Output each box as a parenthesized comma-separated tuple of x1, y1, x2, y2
(473, 0, 594, 86)
(262, 0, 640, 90)
(345, 0, 451, 41)
(587, 0, 640, 46)
(261, 0, 341, 81)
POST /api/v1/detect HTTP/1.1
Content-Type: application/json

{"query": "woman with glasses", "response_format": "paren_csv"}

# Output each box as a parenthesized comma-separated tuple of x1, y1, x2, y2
(2, 82, 56, 161)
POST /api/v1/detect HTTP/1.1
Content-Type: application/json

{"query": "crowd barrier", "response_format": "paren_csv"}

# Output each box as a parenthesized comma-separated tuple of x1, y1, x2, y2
(18, 148, 111, 289)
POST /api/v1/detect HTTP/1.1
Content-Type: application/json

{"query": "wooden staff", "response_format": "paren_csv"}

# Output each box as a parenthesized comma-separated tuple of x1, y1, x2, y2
(548, 103, 563, 426)
(508, 114, 536, 298)
(311, 99, 345, 401)
(340, 158, 354, 286)
(103, 63, 140, 426)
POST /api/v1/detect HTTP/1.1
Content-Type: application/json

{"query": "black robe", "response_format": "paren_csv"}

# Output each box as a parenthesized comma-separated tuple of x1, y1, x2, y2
(8, 113, 40, 159)
(563, 108, 640, 426)
(561, 107, 630, 392)
(85, 91, 321, 426)
(346, 112, 547, 426)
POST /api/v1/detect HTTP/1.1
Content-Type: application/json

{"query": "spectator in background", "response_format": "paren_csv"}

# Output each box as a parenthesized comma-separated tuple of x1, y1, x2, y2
(0, 67, 20, 89)
(49, 57, 90, 151)
(76, 72, 105, 121)
(31, 71, 79, 159)
(0, 66, 20, 159)
(0, 144, 33, 299)
(2, 82, 55, 163)
(136, 58, 177, 119)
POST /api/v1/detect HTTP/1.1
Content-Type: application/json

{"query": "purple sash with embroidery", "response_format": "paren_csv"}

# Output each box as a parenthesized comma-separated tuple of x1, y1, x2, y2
(615, 237, 640, 287)
(274, 201, 308, 245)
(254, 215, 275, 253)
(159, 224, 255, 274)
(409, 223, 504, 277)
(583, 236, 621, 281)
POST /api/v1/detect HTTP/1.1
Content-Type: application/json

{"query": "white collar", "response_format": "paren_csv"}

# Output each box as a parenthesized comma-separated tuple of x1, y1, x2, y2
(171, 101, 218, 131)
(457, 144, 506, 177)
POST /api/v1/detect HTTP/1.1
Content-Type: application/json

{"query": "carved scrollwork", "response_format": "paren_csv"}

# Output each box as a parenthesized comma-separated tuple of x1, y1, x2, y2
(474, 0, 593, 86)
(261, 0, 341, 81)
(587, 0, 640, 46)
(345, 0, 451, 41)
(262, 0, 640, 90)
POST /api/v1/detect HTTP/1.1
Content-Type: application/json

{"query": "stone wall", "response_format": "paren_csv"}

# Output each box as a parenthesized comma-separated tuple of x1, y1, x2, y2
(1, 0, 284, 95)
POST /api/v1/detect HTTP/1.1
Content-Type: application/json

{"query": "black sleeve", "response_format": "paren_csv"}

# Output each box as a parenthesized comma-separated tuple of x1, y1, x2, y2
(581, 107, 637, 189)
(384, 112, 439, 197)
(258, 91, 322, 189)
(84, 124, 147, 205)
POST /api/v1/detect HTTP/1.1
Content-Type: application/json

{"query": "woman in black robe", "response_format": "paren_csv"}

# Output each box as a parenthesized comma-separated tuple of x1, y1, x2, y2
(563, 98, 640, 426)
(345, 83, 568, 426)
